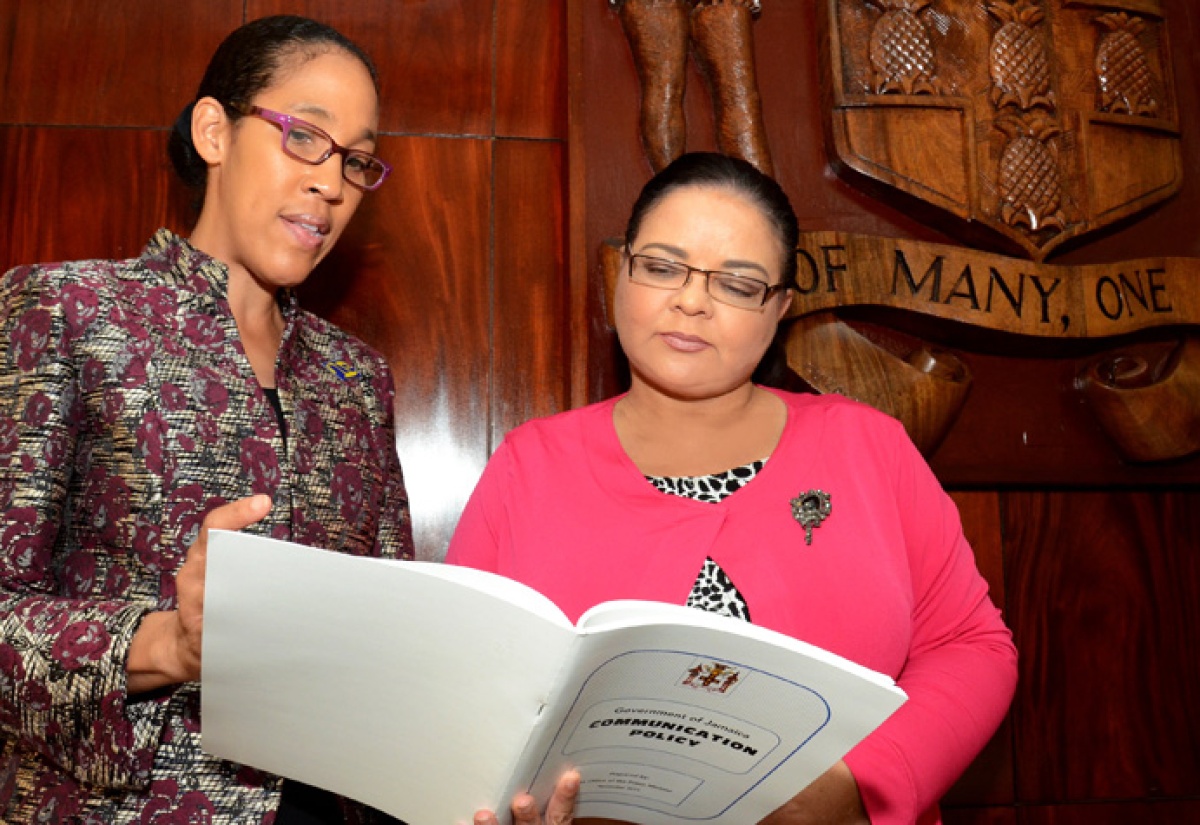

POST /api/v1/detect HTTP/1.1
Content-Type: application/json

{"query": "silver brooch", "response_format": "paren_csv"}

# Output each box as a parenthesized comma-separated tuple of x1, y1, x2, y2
(790, 490, 831, 546)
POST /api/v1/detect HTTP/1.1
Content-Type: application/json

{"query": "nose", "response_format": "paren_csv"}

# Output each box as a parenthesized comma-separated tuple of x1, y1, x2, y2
(673, 270, 713, 315)
(305, 155, 345, 200)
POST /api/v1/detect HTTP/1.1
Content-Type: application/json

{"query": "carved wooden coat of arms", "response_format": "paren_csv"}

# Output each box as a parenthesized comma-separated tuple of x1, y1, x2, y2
(821, 0, 1181, 261)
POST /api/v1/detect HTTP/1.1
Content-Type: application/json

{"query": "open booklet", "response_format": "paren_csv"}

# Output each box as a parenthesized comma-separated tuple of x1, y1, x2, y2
(201, 530, 907, 825)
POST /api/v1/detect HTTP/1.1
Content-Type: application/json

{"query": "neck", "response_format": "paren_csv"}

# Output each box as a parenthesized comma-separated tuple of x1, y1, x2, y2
(614, 379, 785, 477)
(621, 378, 759, 428)
(225, 270, 282, 333)
(187, 224, 283, 333)
(229, 275, 284, 388)
(189, 233, 284, 387)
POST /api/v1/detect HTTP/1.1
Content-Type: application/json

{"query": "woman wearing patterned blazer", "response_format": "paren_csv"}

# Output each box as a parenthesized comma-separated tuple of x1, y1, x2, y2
(0, 15, 412, 824)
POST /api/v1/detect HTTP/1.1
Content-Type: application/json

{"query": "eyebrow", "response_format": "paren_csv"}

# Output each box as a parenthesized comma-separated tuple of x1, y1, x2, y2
(638, 242, 771, 277)
(290, 103, 379, 144)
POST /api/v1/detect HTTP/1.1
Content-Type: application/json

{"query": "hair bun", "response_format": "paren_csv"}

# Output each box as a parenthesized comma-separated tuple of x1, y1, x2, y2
(167, 101, 206, 190)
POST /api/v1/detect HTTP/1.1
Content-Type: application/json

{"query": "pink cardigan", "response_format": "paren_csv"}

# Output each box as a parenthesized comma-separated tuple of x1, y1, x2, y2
(447, 389, 1017, 824)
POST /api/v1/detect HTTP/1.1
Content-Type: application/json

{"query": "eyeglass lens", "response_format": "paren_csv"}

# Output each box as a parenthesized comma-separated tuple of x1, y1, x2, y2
(630, 255, 772, 308)
(280, 121, 387, 189)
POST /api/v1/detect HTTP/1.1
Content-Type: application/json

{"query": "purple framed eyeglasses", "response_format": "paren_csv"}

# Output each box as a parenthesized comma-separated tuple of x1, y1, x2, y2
(231, 103, 391, 191)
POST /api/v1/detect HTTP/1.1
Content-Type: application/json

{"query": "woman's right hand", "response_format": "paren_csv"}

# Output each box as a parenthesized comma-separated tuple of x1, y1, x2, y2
(473, 771, 581, 825)
(127, 495, 272, 694)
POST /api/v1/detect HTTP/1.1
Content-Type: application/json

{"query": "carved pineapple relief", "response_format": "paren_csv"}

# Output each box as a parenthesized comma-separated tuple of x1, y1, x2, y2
(868, 0, 938, 94)
(822, 0, 1181, 261)
(996, 113, 1066, 233)
(986, 0, 1065, 243)
(1095, 12, 1159, 116)
(988, 0, 1055, 110)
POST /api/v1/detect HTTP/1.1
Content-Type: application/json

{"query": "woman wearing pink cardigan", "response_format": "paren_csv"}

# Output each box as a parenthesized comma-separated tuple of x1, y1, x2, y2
(454, 152, 1017, 825)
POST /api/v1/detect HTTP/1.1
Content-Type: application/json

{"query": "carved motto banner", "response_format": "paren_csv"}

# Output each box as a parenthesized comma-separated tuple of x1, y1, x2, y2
(791, 230, 1200, 337)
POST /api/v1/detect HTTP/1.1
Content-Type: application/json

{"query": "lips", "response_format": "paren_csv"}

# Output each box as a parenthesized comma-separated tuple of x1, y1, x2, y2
(660, 331, 711, 353)
(282, 214, 330, 250)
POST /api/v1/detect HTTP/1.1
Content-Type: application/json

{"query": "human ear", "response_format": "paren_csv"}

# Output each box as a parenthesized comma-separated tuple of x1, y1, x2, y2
(190, 96, 230, 164)
(773, 290, 794, 322)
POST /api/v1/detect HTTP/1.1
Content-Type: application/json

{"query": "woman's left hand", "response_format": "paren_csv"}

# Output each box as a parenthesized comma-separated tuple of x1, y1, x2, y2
(473, 771, 580, 825)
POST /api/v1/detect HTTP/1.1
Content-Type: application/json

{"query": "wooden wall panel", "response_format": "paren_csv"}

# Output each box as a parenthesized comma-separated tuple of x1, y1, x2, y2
(251, 0, 494, 136)
(950, 491, 1006, 608)
(496, 0, 567, 139)
(945, 491, 1015, 808)
(1019, 801, 1200, 824)
(492, 139, 568, 447)
(0, 126, 192, 271)
(926, 341, 1200, 487)
(942, 808, 1017, 825)
(1003, 491, 1200, 803)
(300, 136, 493, 561)
(946, 715, 1015, 809)
(0, 1, 239, 126)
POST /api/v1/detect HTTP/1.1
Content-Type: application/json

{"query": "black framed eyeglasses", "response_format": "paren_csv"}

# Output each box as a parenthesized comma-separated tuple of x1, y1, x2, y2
(626, 251, 791, 310)
(230, 103, 391, 191)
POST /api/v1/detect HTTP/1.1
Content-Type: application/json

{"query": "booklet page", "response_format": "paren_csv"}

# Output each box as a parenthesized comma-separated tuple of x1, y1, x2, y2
(202, 531, 576, 824)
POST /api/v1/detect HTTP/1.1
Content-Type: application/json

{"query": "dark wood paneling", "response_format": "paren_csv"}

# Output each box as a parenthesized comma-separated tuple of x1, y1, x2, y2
(1003, 491, 1200, 803)
(1019, 800, 1200, 824)
(945, 491, 1016, 808)
(0, 126, 193, 271)
(950, 491, 1006, 609)
(943, 807, 1017, 825)
(253, 0, 493, 136)
(925, 340, 1200, 487)
(492, 139, 568, 446)
(575, 0, 663, 402)
(0, 1, 239, 127)
(496, 0, 566, 139)
(945, 718, 1016, 809)
(946, 715, 1017, 809)
(300, 136, 493, 560)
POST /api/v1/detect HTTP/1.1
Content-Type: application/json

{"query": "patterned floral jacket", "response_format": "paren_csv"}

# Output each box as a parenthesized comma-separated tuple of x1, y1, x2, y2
(0, 230, 413, 823)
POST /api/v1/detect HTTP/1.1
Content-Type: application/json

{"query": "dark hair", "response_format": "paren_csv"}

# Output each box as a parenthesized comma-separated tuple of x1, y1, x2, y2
(168, 15, 380, 191)
(623, 152, 800, 286)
